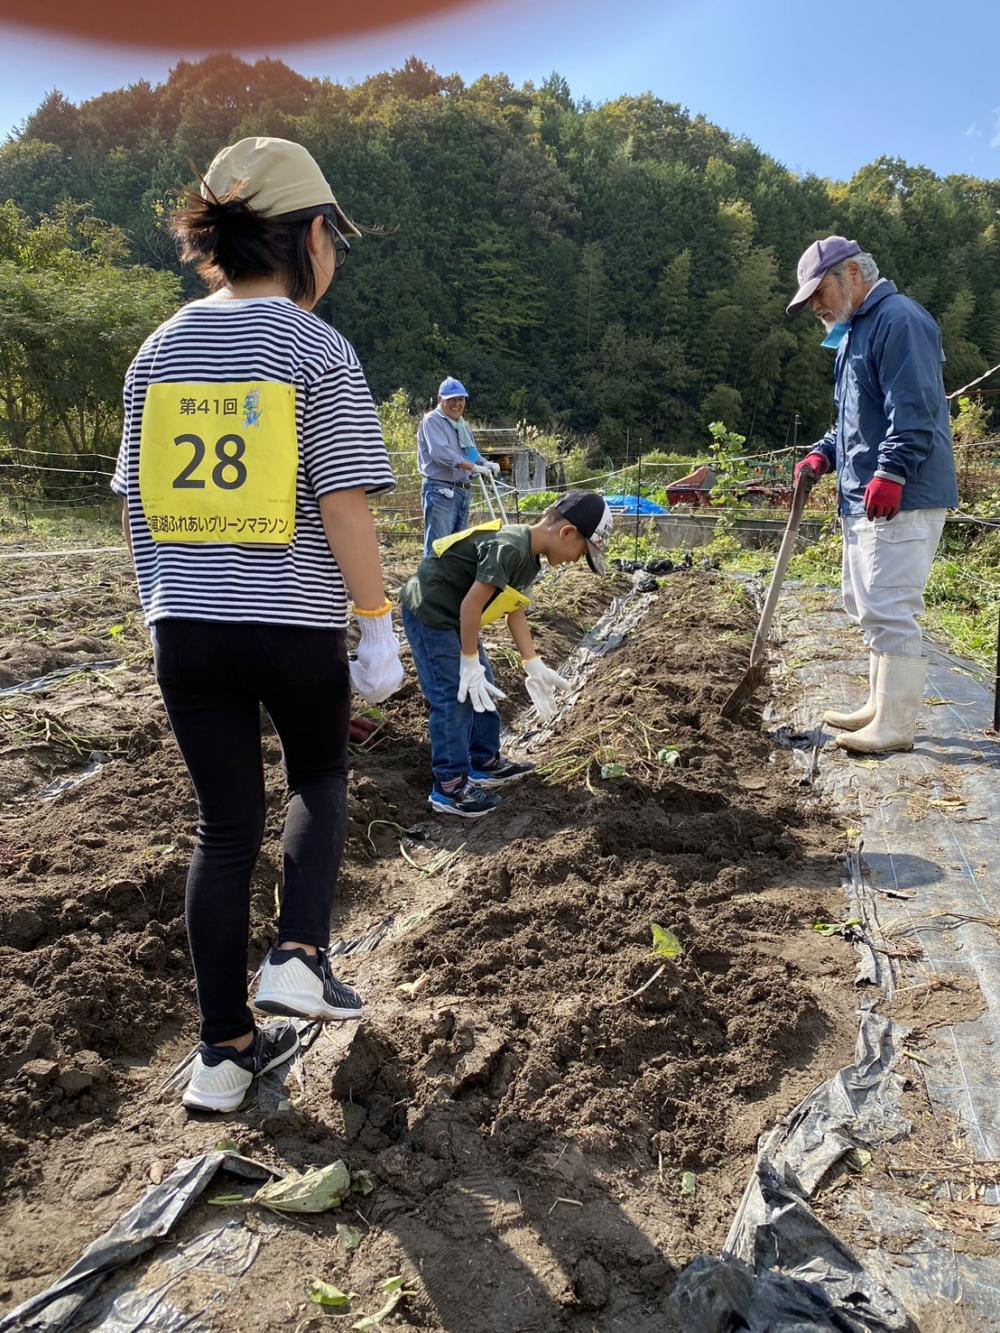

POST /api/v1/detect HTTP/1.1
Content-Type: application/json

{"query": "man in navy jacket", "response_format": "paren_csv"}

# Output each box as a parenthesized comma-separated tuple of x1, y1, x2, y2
(787, 236, 958, 754)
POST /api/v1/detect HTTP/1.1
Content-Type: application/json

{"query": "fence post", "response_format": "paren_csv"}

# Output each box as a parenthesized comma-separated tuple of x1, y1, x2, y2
(994, 603, 1000, 734)
(633, 453, 642, 564)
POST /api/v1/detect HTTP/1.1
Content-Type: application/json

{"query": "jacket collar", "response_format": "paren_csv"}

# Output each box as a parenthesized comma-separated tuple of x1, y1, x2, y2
(853, 279, 896, 321)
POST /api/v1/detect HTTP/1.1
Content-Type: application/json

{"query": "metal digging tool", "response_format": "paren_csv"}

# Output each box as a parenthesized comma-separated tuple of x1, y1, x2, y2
(721, 470, 816, 719)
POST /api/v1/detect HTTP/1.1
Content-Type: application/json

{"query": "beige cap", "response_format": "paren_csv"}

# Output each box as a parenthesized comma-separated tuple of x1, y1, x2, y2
(201, 136, 361, 237)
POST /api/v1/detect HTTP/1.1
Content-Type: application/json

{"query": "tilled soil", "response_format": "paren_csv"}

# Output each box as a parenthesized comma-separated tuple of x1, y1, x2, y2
(0, 549, 860, 1331)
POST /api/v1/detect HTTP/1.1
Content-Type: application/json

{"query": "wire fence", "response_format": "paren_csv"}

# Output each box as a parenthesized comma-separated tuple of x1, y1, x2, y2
(2, 435, 997, 724)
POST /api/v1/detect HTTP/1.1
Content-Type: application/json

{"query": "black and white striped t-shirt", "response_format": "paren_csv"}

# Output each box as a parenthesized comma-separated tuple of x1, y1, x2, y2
(112, 294, 394, 629)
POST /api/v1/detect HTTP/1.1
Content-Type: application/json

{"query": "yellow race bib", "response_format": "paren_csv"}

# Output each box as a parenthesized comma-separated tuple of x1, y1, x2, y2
(139, 382, 298, 545)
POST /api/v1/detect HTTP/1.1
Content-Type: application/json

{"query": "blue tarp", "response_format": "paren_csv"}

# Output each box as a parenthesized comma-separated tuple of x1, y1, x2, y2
(602, 494, 668, 516)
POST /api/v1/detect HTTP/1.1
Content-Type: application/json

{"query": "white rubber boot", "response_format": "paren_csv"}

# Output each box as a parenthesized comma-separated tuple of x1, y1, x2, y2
(835, 655, 927, 755)
(823, 652, 879, 731)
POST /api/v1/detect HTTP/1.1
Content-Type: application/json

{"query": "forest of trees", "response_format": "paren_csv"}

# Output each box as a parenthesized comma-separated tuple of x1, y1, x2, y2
(2, 53, 999, 474)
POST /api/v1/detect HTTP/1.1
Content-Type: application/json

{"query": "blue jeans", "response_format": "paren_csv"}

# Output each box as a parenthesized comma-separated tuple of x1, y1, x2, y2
(401, 606, 500, 789)
(422, 479, 471, 557)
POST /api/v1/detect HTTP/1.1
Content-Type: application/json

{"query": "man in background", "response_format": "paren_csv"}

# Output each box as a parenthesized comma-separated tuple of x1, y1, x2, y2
(417, 377, 499, 555)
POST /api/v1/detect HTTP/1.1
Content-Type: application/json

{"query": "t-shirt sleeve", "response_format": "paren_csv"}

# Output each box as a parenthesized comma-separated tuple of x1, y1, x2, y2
(474, 538, 522, 591)
(300, 351, 395, 498)
(111, 363, 134, 497)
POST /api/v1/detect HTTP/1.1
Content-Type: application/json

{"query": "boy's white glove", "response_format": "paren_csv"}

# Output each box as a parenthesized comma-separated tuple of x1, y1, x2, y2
(350, 607, 405, 703)
(457, 654, 506, 713)
(523, 656, 570, 722)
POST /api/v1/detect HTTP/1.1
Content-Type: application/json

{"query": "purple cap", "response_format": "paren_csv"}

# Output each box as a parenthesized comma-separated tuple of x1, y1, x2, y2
(786, 236, 862, 313)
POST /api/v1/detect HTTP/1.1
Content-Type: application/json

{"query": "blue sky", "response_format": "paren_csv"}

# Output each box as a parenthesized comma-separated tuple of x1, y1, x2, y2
(1, 0, 998, 182)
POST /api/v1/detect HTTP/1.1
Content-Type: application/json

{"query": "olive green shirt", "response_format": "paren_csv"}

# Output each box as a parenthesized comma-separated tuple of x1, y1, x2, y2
(400, 524, 541, 631)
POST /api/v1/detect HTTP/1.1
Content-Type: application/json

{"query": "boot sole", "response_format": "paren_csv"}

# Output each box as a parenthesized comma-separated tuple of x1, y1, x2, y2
(253, 993, 363, 1021)
(834, 738, 914, 754)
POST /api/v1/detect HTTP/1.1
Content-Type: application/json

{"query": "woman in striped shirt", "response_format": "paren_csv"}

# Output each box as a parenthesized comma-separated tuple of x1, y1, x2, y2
(113, 137, 404, 1112)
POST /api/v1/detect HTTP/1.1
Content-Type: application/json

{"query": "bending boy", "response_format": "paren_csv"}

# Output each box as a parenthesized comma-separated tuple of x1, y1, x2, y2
(401, 491, 613, 817)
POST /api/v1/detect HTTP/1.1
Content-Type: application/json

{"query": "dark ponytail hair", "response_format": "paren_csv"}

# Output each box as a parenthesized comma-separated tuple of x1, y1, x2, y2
(171, 188, 329, 305)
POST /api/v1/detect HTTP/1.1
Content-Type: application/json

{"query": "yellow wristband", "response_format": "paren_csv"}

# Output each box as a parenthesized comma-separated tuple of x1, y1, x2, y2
(354, 599, 392, 619)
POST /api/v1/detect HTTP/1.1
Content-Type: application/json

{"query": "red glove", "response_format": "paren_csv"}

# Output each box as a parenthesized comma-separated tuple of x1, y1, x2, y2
(863, 478, 903, 521)
(793, 452, 830, 482)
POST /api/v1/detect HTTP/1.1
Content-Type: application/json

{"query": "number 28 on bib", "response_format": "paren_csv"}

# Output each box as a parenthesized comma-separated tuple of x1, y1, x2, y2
(139, 382, 298, 545)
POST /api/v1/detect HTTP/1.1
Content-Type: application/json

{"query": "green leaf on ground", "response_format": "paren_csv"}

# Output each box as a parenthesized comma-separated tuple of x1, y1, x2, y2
(352, 1170, 376, 1196)
(309, 1280, 354, 1308)
(651, 924, 684, 959)
(254, 1160, 351, 1213)
(600, 762, 627, 779)
(656, 747, 681, 766)
(680, 1171, 697, 1197)
(812, 918, 862, 937)
(351, 1276, 412, 1329)
(336, 1223, 364, 1251)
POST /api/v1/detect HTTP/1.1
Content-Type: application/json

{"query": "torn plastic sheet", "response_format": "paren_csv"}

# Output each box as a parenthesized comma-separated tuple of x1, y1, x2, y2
(0, 660, 118, 699)
(39, 751, 109, 802)
(751, 586, 1000, 1326)
(669, 1009, 915, 1331)
(0, 1152, 270, 1333)
(78, 1221, 260, 1333)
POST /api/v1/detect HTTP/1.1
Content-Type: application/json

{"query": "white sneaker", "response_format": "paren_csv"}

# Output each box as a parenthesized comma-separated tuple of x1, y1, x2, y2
(254, 948, 364, 1022)
(182, 1021, 299, 1113)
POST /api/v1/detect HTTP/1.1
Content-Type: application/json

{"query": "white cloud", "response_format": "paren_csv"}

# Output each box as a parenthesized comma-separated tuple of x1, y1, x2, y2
(992, 108, 1000, 149)
(966, 121, 981, 138)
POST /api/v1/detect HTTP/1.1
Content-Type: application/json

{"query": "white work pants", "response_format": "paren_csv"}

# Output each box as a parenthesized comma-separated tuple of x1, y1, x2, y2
(841, 509, 946, 658)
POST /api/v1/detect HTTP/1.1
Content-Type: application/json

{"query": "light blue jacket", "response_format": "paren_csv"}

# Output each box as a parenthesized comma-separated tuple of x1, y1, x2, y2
(814, 281, 958, 515)
(417, 409, 484, 483)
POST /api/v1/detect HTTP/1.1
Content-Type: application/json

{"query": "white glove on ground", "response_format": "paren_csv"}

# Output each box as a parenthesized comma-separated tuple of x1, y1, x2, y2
(523, 656, 570, 722)
(457, 654, 506, 713)
(350, 609, 405, 704)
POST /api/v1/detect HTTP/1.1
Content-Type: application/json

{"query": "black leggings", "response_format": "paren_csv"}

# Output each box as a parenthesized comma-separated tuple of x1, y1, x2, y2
(153, 619, 351, 1045)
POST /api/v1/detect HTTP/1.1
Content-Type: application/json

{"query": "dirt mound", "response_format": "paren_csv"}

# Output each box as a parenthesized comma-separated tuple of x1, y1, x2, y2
(0, 565, 860, 1330)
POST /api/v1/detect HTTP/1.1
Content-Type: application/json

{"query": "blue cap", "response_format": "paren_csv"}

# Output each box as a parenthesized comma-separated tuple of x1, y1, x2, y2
(438, 377, 468, 400)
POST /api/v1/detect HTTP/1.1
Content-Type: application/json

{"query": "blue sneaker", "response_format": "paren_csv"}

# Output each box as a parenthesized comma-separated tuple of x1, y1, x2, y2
(467, 756, 534, 788)
(428, 779, 500, 818)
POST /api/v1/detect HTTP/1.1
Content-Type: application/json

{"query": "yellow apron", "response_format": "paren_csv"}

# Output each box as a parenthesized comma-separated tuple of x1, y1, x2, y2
(432, 521, 532, 626)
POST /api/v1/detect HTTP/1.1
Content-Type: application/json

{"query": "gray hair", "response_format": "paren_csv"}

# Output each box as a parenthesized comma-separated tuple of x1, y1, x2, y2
(831, 251, 879, 283)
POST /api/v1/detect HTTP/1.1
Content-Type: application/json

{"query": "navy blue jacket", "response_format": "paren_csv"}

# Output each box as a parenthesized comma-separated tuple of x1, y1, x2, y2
(814, 281, 958, 515)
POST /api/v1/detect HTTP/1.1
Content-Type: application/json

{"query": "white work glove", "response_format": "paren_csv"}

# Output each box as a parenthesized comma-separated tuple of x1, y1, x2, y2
(457, 654, 506, 713)
(523, 656, 570, 723)
(485, 460, 501, 475)
(350, 607, 405, 703)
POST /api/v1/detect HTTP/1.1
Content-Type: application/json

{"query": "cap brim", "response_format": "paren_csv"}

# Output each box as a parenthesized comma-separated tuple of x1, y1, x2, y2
(786, 274, 823, 314)
(332, 203, 362, 239)
(585, 542, 606, 576)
